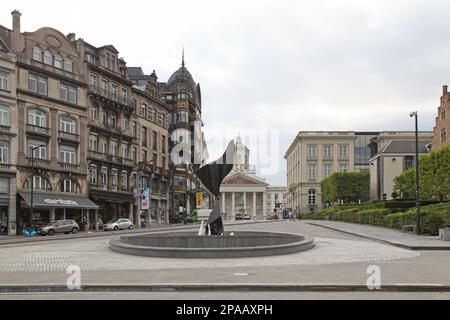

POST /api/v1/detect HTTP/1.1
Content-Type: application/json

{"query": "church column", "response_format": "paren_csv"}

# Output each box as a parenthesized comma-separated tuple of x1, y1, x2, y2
(231, 192, 235, 217)
(253, 192, 256, 219)
(222, 192, 226, 216)
(243, 192, 247, 214)
(263, 192, 267, 218)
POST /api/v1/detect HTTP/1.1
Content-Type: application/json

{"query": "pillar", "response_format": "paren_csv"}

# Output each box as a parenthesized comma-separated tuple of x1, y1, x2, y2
(221, 192, 226, 216)
(263, 192, 267, 218)
(128, 203, 133, 222)
(157, 200, 161, 225)
(253, 192, 256, 219)
(50, 208, 55, 222)
(243, 192, 247, 214)
(231, 192, 235, 217)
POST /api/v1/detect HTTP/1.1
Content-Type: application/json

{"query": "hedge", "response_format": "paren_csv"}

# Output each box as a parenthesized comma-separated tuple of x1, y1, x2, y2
(304, 202, 450, 235)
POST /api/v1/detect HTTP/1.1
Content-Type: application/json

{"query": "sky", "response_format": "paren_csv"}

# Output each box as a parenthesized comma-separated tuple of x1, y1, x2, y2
(2, 0, 449, 186)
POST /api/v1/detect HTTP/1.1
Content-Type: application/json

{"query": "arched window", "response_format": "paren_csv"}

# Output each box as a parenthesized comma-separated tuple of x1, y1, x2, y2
(28, 108, 47, 127)
(32, 46, 42, 61)
(60, 179, 78, 193)
(59, 116, 76, 134)
(111, 113, 117, 128)
(63, 57, 72, 72)
(308, 189, 317, 205)
(43, 50, 52, 65)
(27, 176, 51, 191)
(54, 54, 63, 69)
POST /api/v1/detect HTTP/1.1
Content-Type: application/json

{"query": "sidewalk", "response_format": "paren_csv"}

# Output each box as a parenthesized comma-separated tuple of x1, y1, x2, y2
(0, 220, 273, 246)
(304, 220, 450, 250)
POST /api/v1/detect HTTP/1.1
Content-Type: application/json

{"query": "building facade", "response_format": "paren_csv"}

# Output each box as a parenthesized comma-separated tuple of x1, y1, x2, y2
(431, 85, 450, 151)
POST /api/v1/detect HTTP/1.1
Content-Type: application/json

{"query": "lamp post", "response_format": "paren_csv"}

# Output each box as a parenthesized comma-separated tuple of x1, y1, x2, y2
(30, 144, 46, 232)
(409, 111, 420, 235)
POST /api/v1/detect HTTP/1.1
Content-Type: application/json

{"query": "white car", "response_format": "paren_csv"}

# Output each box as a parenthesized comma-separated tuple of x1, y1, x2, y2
(103, 218, 133, 231)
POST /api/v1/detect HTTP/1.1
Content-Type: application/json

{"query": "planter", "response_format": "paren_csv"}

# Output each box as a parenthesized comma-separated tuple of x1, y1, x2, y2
(439, 227, 450, 241)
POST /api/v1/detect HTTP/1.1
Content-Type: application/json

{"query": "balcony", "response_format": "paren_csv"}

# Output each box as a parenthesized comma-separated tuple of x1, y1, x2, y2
(26, 158, 50, 168)
(0, 163, 11, 170)
(0, 125, 10, 133)
(87, 150, 107, 161)
(27, 58, 78, 81)
(58, 131, 80, 143)
(59, 162, 80, 172)
(88, 85, 133, 109)
(26, 124, 50, 137)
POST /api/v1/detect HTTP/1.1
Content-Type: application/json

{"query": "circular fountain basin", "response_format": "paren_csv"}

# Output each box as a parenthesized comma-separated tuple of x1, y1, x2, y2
(109, 231, 314, 258)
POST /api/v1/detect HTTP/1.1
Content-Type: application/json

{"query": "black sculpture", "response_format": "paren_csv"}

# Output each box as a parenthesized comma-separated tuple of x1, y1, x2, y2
(196, 140, 235, 235)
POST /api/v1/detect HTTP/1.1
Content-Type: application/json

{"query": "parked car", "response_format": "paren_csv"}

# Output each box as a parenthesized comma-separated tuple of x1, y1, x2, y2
(243, 213, 251, 220)
(103, 218, 133, 231)
(235, 213, 243, 220)
(40, 220, 79, 236)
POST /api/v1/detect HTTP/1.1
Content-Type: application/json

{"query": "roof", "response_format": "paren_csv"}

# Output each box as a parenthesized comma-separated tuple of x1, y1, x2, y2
(167, 66, 196, 89)
(382, 140, 430, 154)
(127, 67, 145, 76)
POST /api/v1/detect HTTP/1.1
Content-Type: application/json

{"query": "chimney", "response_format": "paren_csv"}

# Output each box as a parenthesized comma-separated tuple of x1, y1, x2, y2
(11, 10, 21, 33)
(443, 85, 448, 96)
(67, 33, 76, 41)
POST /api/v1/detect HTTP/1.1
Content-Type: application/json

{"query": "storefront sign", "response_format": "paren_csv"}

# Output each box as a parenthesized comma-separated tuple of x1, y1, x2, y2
(196, 192, 203, 208)
(141, 188, 150, 210)
(44, 199, 79, 206)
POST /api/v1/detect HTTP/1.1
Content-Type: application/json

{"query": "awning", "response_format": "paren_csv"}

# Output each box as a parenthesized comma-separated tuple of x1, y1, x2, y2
(19, 192, 99, 210)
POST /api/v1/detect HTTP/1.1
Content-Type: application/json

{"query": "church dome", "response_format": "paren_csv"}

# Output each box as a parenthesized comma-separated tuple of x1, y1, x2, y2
(167, 51, 196, 89)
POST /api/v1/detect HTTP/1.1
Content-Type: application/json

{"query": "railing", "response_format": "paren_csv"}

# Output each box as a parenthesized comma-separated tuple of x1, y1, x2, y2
(26, 124, 49, 135)
(121, 158, 134, 167)
(88, 85, 133, 108)
(25, 58, 78, 80)
(27, 158, 50, 167)
(58, 131, 80, 142)
(59, 162, 80, 172)
(0, 125, 10, 133)
(87, 150, 107, 161)
(0, 163, 11, 170)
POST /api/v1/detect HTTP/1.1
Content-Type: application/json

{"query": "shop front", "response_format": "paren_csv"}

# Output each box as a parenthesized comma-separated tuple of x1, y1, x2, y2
(89, 190, 134, 230)
(17, 192, 99, 234)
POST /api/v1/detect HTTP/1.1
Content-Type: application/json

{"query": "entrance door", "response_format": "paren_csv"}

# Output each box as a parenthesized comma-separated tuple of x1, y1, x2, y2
(0, 206, 7, 235)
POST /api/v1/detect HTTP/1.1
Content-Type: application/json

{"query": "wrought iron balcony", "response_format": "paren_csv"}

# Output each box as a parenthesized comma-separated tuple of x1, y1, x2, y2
(88, 85, 133, 108)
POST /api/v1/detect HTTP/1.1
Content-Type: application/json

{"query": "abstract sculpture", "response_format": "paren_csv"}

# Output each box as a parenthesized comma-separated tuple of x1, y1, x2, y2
(196, 140, 235, 235)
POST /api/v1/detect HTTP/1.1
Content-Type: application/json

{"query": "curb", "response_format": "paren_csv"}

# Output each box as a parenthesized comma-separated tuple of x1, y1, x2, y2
(306, 222, 450, 251)
(0, 220, 276, 246)
(0, 284, 449, 293)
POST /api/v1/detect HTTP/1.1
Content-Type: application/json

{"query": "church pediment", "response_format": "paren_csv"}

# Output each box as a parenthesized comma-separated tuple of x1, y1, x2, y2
(222, 173, 267, 186)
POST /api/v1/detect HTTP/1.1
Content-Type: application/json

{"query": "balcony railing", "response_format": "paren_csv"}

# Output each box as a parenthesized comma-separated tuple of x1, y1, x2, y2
(0, 125, 10, 133)
(27, 158, 50, 167)
(59, 162, 80, 172)
(0, 163, 11, 170)
(26, 124, 49, 135)
(87, 150, 107, 161)
(88, 85, 133, 108)
(58, 131, 80, 142)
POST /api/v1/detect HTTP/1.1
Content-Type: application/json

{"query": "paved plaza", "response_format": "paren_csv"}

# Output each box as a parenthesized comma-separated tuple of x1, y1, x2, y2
(1, 221, 450, 299)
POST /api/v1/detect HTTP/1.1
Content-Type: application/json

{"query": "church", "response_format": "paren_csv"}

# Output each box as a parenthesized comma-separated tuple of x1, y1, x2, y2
(220, 137, 286, 220)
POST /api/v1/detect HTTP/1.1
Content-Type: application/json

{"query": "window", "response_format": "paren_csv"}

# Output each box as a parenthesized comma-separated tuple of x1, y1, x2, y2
(60, 179, 77, 193)
(142, 150, 147, 162)
(152, 153, 157, 167)
(59, 145, 76, 164)
(44, 50, 52, 65)
(100, 167, 108, 190)
(111, 169, 118, 191)
(0, 70, 8, 90)
(63, 57, 72, 72)
(339, 145, 348, 157)
(89, 134, 98, 151)
(152, 131, 158, 151)
(162, 156, 166, 169)
(121, 88, 127, 101)
(101, 79, 107, 95)
(112, 83, 117, 99)
(60, 83, 77, 103)
(131, 173, 137, 189)
(28, 140, 46, 159)
(323, 163, 332, 178)
(441, 128, 447, 143)
(121, 171, 128, 190)
(32, 47, 42, 61)
(31, 176, 50, 191)
(0, 141, 9, 163)
(140, 104, 147, 118)
(404, 156, 414, 170)
(28, 74, 47, 95)
(323, 145, 333, 157)
(59, 116, 76, 134)
(111, 113, 117, 128)
(28, 109, 47, 127)
(308, 189, 316, 205)
(122, 144, 129, 159)
(162, 135, 166, 153)
(123, 116, 129, 130)
(152, 109, 157, 122)
(307, 145, 317, 158)
(132, 147, 137, 163)
(339, 163, 348, 172)
(132, 121, 137, 137)
(54, 54, 63, 69)
(90, 74, 97, 87)
(101, 110, 107, 125)
(178, 111, 188, 123)
(91, 105, 97, 120)
(0, 104, 9, 126)
(0, 177, 8, 194)
(101, 141, 107, 154)
(308, 164, 316, 180)
(111, 141, 118, 156)
(142, 127, 147, 146)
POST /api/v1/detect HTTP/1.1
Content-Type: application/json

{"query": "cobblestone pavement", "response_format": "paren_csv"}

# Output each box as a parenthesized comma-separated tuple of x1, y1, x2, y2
(0, 222, 419, 272)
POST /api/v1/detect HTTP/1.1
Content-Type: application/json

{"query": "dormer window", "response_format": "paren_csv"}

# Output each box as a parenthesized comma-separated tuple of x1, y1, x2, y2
(43, 50, 52, 65)
(32, 46, 42, 62)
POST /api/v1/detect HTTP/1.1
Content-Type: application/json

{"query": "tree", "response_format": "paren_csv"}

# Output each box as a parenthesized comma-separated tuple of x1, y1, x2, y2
(321, 172, 370, 204)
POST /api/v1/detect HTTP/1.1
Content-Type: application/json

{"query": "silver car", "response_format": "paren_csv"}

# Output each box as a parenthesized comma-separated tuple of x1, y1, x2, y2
(41, 220, 79, 236)
(103, 218, 133, 231)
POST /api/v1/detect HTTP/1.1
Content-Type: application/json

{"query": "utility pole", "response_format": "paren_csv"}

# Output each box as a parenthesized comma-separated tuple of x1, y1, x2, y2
(410, 111, 421, 235)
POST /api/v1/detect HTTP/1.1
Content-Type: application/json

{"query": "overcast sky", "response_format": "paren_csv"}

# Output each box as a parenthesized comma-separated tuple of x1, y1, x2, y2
(3, 0, 449, 185)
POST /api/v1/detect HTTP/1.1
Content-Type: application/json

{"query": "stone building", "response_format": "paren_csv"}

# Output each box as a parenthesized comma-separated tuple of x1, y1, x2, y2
(431, 85, 450, 151)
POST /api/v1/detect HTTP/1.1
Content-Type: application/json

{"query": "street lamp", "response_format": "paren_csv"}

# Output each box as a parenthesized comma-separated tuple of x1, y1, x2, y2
(409, 111, 420, 235)
(30, 144, 46, 232)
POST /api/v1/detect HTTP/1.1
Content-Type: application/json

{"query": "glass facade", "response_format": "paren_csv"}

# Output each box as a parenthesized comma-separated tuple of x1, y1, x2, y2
(355, 132, 379, 172)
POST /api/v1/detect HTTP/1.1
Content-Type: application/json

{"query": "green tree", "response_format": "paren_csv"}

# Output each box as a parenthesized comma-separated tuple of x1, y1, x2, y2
(321, 172, 370, 204)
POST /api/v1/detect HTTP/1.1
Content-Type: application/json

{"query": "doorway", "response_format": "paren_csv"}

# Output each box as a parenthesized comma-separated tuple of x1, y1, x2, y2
(0, 206, 7, 235)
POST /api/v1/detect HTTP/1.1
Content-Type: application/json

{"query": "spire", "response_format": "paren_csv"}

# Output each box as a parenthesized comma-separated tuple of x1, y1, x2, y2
(181, 47, 185, 68)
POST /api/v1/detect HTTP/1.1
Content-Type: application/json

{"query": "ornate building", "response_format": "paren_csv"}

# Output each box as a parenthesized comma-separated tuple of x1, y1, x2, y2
(431, 85, 450, 151)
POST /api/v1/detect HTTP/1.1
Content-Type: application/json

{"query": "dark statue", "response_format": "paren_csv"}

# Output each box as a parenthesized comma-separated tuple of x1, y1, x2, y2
(196, 140, 235, 235)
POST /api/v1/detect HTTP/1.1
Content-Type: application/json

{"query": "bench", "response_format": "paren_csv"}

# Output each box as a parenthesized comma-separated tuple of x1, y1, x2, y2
(401, 225, 417, 234)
